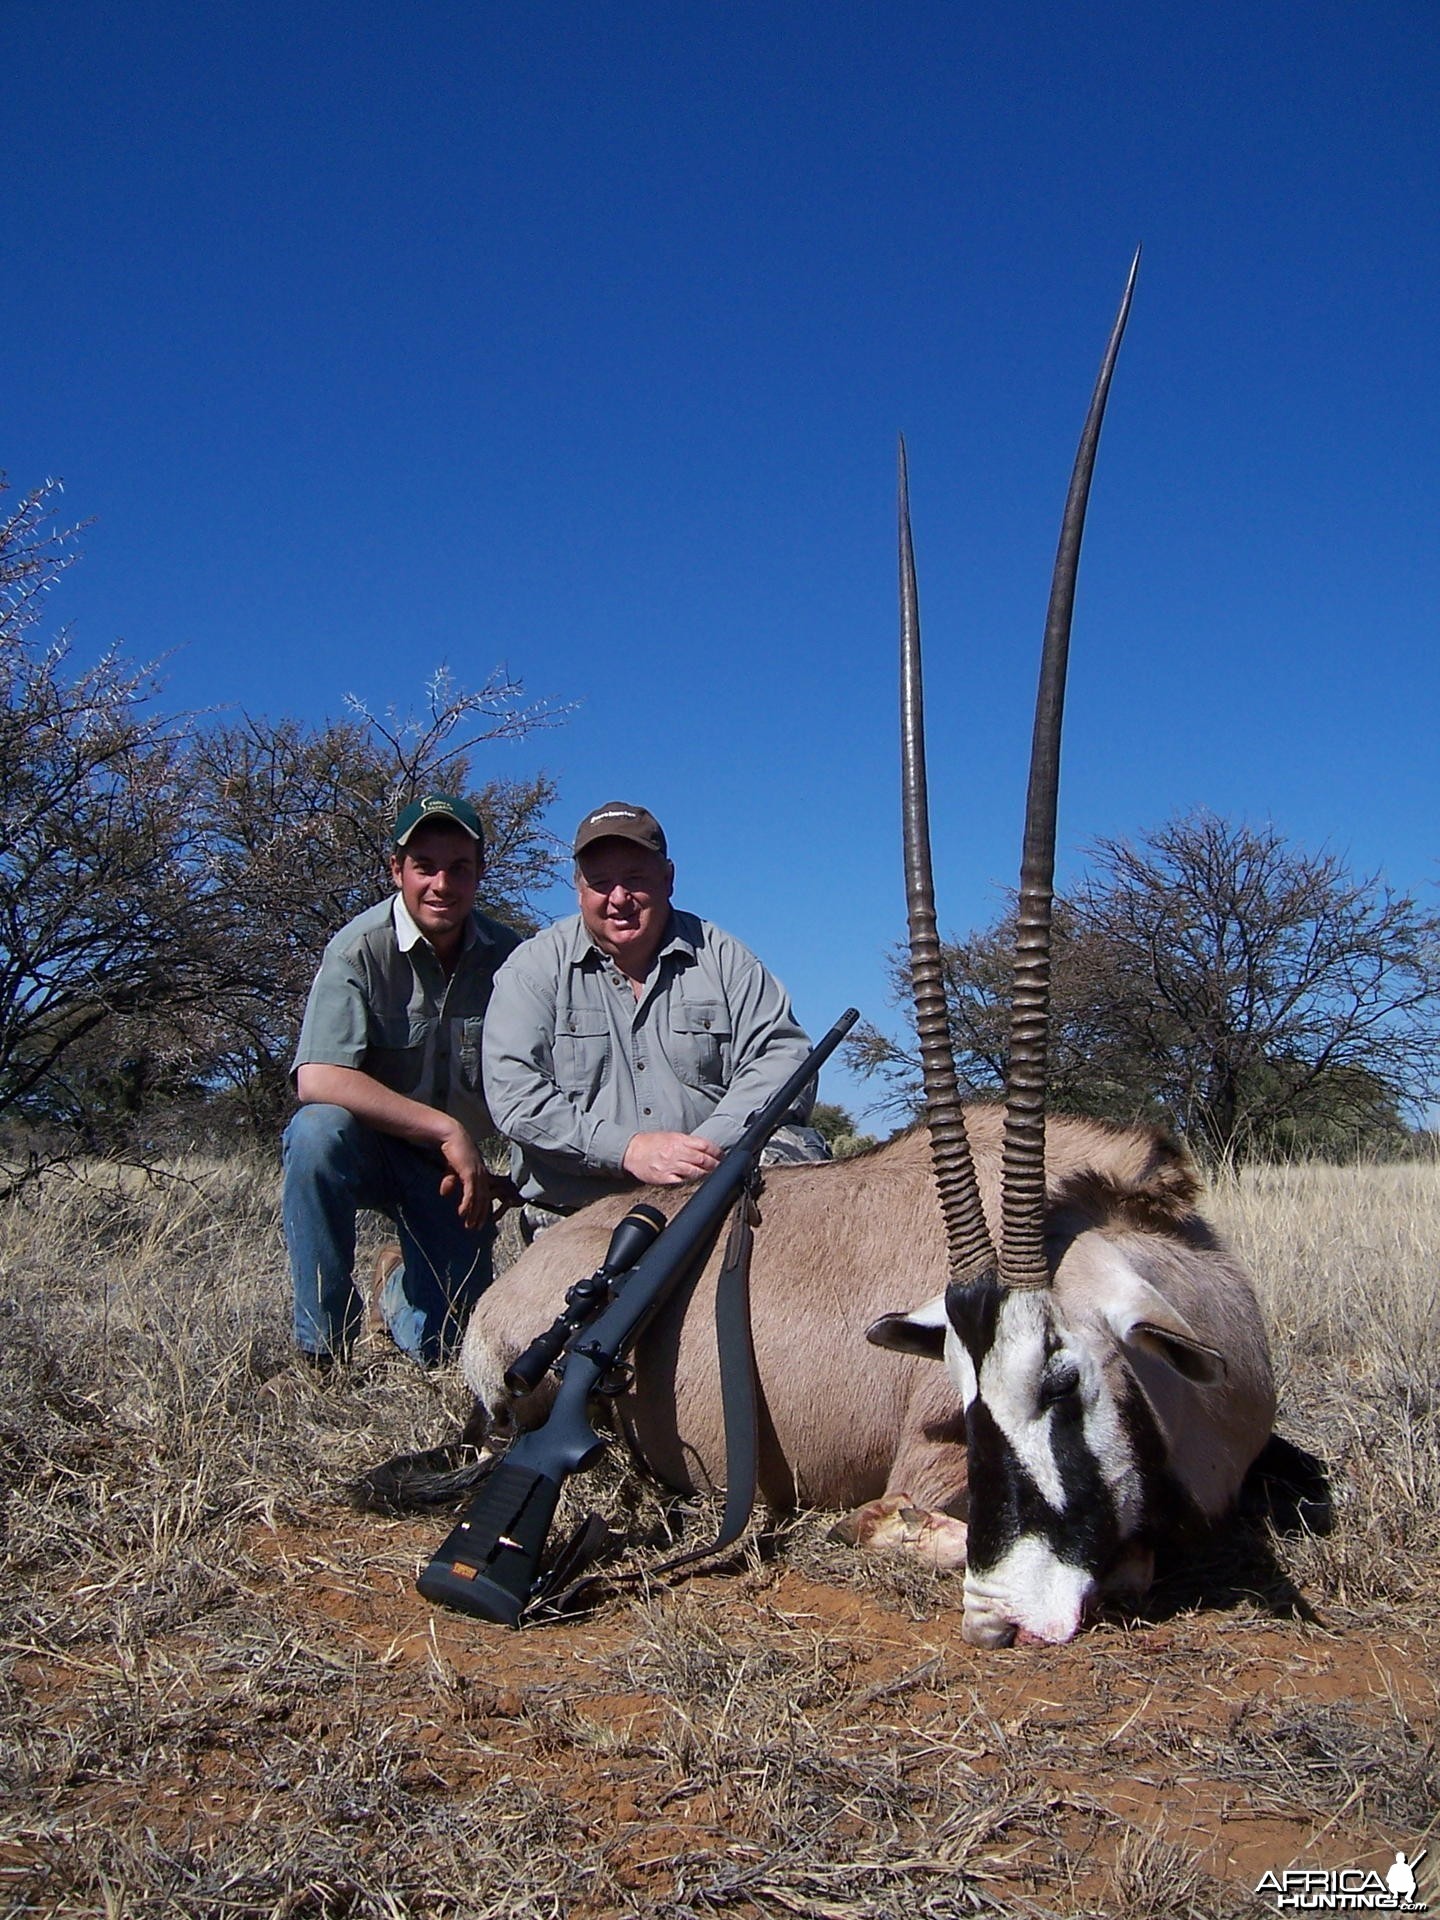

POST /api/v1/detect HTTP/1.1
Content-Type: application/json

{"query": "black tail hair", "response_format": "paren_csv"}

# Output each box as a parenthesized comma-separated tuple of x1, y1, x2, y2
(352, 1403, 501, 1514)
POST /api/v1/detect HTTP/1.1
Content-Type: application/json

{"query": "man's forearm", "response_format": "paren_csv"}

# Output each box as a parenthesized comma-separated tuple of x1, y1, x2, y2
(296, 1064, 511, 1231)
(295, 1063, 462, 1153)
(483, 1045, 632, 1174)
(493, 1081, 635, 1176)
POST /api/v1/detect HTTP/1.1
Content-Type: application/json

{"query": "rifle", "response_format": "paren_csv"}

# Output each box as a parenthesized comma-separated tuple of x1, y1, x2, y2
(417, 1006, 859, 1625)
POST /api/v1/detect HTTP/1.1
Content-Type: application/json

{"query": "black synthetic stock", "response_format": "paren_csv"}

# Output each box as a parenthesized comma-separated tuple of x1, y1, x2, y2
(416, 1460, 566, 1625)
(417, 1007, 860, 1625)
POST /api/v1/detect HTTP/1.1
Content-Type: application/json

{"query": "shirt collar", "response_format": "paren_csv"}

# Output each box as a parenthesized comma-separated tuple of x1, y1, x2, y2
(392, 893, 478, 956)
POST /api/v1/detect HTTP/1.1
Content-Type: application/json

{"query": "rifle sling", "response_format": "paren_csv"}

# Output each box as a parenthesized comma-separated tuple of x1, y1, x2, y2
(529, 1180, 762, 1617)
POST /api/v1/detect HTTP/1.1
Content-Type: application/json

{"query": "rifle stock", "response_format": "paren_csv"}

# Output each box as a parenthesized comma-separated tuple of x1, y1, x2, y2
(418, 1006, 859, 1625)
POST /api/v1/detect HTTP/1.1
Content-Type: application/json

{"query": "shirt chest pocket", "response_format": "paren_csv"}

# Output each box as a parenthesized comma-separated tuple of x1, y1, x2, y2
(369, 1014, 431, 1096)
(553, 1009, 611, 1101)
(666, 1000, 732, 1090)
(453, 1015, 485, 1091)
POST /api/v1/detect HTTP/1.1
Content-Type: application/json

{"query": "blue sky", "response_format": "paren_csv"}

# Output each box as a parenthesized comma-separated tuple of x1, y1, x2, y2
(7, 3, 1437, 1126)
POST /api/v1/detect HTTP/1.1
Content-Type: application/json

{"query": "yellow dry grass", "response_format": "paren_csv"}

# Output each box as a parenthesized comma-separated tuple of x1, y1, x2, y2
(1, 1152, 1436, 1917)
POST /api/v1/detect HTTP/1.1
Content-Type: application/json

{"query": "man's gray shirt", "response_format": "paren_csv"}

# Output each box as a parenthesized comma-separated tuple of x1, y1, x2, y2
(293, 895, 522, 1143)
(482, 909, 813, 1210)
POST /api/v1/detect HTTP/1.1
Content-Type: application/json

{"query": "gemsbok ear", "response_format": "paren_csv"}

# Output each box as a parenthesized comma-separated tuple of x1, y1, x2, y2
(866, 1294, 949, 1360)
(1126, 1321, 1228, 1386)
(1109, 1289, 1230, 1387)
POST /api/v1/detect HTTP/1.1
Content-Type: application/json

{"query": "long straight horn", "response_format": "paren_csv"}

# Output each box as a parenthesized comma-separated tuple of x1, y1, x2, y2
(899, 436, 998, 1285)
(1001, 250, 1141, 1290)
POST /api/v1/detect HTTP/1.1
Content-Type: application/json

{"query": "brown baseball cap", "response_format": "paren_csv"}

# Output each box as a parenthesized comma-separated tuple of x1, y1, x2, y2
(572, 801, 668, 859)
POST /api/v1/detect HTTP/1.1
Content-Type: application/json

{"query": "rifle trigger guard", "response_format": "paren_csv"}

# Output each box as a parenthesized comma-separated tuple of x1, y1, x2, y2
(568, 1336, 633, 1394)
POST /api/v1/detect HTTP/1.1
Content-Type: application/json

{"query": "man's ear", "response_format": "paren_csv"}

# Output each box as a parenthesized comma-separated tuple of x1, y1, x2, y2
(389, 852, 405, 889)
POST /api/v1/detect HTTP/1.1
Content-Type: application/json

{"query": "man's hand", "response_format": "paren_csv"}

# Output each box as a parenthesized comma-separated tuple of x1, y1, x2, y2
(622, 1130, 724, 1186)
(437, 1126, 524, 1228)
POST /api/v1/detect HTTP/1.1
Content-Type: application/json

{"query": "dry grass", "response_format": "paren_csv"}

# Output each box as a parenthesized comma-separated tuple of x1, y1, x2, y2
(1209, 1161, 1440, 1612)
(1, 1151, 1437, 1917)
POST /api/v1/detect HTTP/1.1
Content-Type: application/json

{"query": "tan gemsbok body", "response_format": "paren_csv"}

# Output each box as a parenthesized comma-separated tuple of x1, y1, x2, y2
(457, 256, 1276, 1645)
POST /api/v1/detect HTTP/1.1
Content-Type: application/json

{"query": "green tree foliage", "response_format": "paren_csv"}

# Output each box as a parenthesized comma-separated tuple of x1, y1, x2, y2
(1074, 814, 1439, 1160)
(808, 1100, 878, 1159)
(853, 811, 1440, 1164)
(848, 902, 1170, 1130)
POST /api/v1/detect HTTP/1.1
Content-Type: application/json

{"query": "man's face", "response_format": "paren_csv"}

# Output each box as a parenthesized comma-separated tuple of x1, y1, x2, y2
(576, 838, 674, 975)
(390, 823, 481, 947)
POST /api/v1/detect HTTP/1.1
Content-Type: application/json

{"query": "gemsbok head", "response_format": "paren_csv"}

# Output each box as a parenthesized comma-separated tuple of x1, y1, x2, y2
(867, 254, 1276, 1646)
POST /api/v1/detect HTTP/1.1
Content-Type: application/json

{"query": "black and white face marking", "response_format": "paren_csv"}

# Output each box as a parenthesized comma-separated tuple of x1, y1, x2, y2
(942, 1277, 1153, 1647)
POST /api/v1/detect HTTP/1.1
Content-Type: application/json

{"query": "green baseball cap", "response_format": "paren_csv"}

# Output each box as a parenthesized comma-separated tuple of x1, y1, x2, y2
(393, 793, 484, 851)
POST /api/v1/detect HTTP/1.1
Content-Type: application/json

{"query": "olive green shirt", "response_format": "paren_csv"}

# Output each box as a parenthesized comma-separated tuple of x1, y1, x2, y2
(293, 894, 522, 1143)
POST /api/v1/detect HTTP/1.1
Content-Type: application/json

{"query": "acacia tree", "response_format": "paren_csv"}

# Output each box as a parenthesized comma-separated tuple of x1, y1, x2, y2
(0, 472, 568, 1153)
(848, 901, 1170, 1130)
(853, 811, 1439, 1162)
(0, 476, 211, 1148)
(1072, 813, 1438, 1159)
(180, 678, 565, 1135)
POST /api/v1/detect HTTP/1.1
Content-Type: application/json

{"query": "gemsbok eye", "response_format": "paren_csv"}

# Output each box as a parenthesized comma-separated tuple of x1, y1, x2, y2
(1039, 1358, 1081, 1405)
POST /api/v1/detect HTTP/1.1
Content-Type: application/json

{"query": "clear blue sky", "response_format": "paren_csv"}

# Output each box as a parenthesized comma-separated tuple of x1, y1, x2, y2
(7, 3, 1437, 1126)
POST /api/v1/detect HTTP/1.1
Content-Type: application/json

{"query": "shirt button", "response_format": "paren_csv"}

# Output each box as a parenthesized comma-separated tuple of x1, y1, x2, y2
(636, 1060, 645, 1070)
(642, 1108, 651, 1116)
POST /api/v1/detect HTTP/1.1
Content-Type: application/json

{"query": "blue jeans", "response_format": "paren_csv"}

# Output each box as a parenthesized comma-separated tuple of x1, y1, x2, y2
(282, 1104, 495, 1366)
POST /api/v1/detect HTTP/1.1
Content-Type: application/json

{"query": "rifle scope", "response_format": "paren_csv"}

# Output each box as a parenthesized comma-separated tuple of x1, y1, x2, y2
(503, 1204, 666, 1395)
